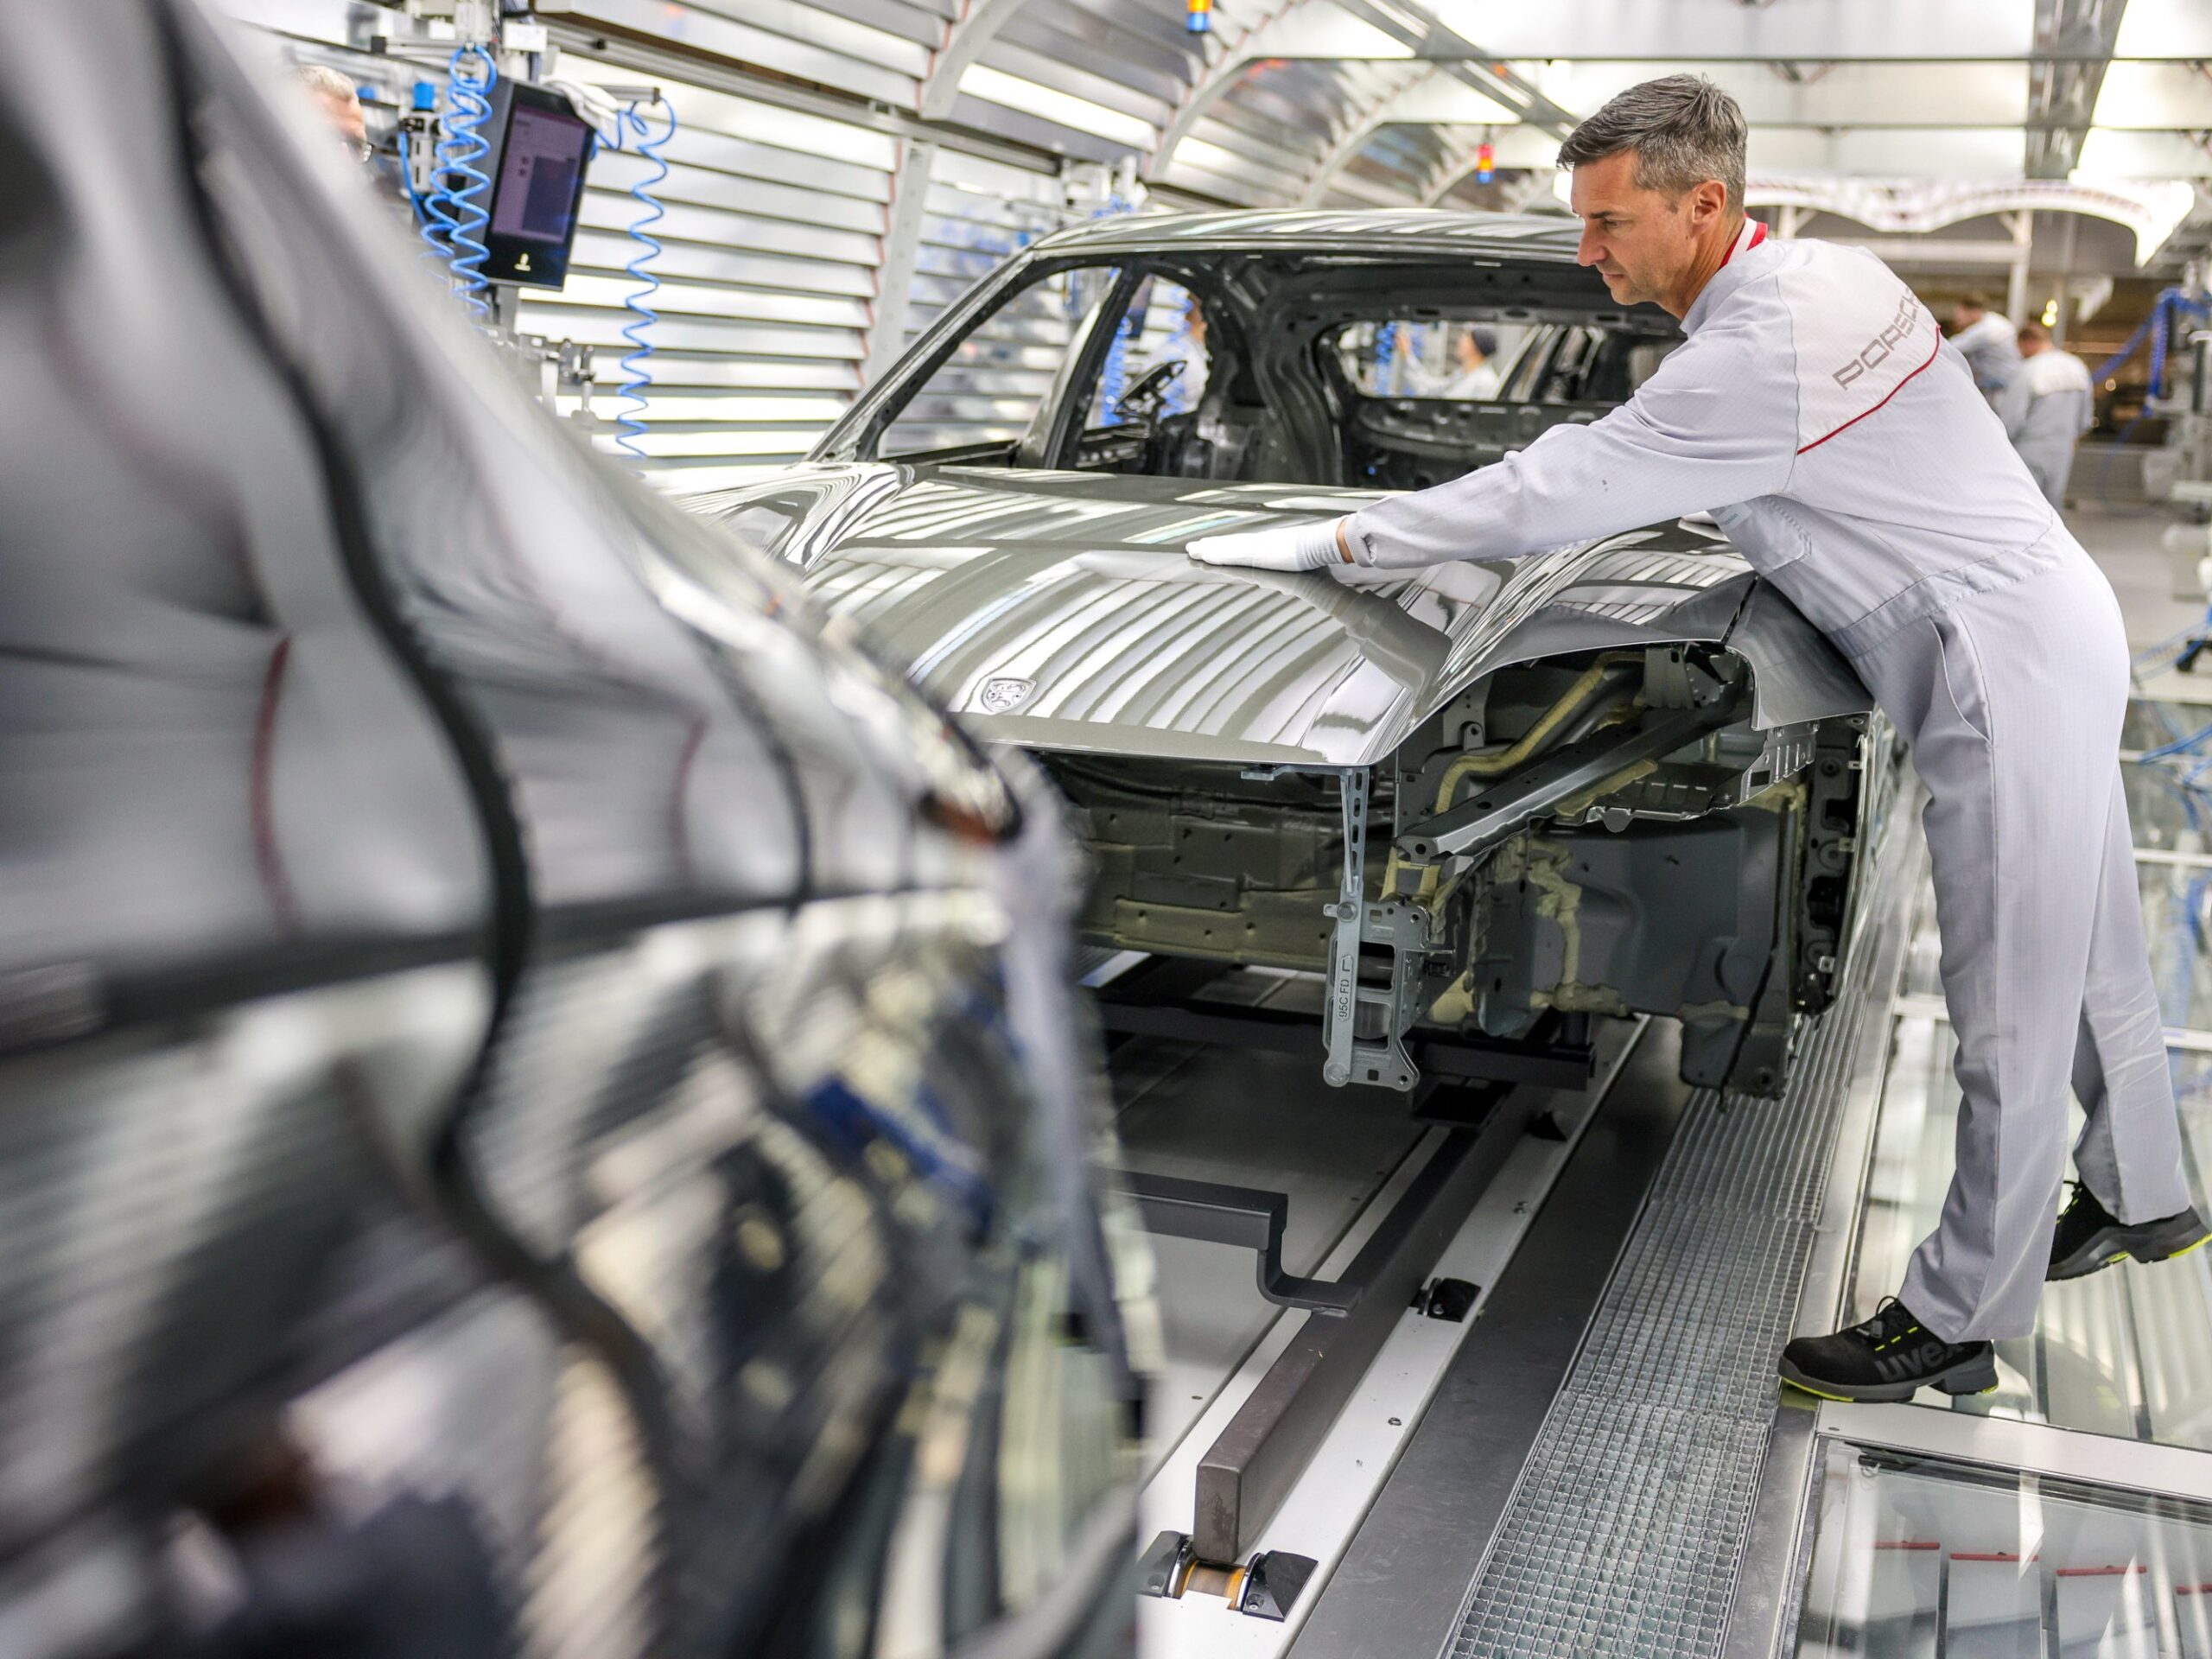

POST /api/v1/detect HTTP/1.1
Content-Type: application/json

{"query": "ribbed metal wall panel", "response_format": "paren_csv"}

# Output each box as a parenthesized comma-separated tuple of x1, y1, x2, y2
(883, 152, 1079, 454)
(550, 0, 931, 110)
(1172, 60, 1339, 204)
(1162, 59, 1420, 207)
(957, 0, 1199, 163)
(238, 0, 1563, 483)
(511, 54, 893, 485)
(907, 152, 1069, 336)
(1330, 119, 1467, 207)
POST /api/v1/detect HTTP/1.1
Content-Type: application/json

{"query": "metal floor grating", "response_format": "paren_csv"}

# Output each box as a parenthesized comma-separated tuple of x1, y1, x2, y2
(1443, 780, 1928, 1659)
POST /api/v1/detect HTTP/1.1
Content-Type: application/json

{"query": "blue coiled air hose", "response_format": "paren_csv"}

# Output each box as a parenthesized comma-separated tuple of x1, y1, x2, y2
(612, 99, 676, 464)
(436, 45, 498, 318)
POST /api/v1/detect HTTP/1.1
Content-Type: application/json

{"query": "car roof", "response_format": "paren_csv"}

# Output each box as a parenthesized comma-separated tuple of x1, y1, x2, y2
(1029, 208, 1585, 262)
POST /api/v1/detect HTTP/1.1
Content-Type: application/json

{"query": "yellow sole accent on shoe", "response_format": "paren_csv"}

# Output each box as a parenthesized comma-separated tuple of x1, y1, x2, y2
(2165, 1233, 2212, 1261)
(1781, 1379, 1857, 1402)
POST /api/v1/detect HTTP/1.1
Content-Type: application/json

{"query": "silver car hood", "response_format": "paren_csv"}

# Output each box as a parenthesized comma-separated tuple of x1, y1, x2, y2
(693, 464, 1871, 769)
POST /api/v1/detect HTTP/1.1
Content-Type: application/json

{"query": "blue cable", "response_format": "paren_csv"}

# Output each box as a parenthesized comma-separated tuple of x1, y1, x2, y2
(2093, 286, 2211, 400)
(412, 120, 460, 267)
(612, 99, 676, 464)
(2088, 285, 2211, 510)
(2135, 620, 2203, 667)
(395, 128, 441, 244)
(2139, 721, 2212, 762)
(436, 45, 497, 318)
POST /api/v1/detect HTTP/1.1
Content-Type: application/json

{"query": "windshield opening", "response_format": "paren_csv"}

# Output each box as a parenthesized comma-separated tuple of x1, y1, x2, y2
(853, 253, 1680, 491)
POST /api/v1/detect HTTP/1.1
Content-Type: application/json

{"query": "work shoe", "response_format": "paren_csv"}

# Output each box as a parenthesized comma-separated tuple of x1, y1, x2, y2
(1777, 1298, 1998, 1403)
(2048, 1180, 2211, 1281)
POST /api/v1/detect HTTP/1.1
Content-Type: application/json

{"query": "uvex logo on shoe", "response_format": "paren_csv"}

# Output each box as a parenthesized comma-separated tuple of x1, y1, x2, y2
(1874, 1339, 1948, 1382)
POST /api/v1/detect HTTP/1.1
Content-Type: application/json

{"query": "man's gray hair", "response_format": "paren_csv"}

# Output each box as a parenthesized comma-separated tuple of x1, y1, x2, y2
(1555, 74, 1747, 213)
(294, 62, 359, 104)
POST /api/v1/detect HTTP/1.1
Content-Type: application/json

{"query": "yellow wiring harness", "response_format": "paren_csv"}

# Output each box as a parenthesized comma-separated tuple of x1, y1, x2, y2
(1384, 652, 1645, 906)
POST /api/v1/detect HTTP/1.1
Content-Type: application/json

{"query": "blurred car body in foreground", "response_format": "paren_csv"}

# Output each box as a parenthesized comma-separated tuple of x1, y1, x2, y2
(0, 4, 1140, 1655)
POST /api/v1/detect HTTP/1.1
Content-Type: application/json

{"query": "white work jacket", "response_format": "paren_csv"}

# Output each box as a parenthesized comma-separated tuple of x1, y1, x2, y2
(2005, 347, 2095, 448)
(1952, 310, 2024, 401)
(1344, 220, 2066, 662)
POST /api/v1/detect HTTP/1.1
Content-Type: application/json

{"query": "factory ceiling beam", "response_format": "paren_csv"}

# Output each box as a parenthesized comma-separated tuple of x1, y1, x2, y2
(1419, 148, 1559, 208)
(1147, 0, 1416, 184)
(1402, 0, 2212, 61)
(2094, 64, 2212, 130)
(1417, 126, 1578, 205)
(1529, 60, 2034, 129)
(1296, 67, 1525, 206)
(537, 20, 1048, 170)
(2026, 0, 2127, 178)
(1744, 175, 2197, 264)
(916, 0, 1037, 121)
(1328, 0, 1580, 138)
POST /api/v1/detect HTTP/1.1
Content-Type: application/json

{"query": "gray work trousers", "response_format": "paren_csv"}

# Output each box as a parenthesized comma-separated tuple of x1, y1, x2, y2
(1842, 541, 2192, 1343)
(2015, 435, 2075, 509)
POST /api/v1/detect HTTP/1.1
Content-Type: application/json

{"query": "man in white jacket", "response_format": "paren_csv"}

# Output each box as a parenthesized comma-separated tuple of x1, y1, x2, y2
(1190, 75, 2204, 1403)
(2005, 320, 2096, 506)
(1951, 291, 2024, 408)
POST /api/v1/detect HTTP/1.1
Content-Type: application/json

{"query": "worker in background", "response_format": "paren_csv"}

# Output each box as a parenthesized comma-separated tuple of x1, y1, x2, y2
(1434, 325, 1503, 400)
(1951, 290, 2024, 409)
(2005, 320, 2095, 508)
(295, 63, 369, 164)
(294, 62, 413, 212)
(1188, 74, 2206, 1403)
(1160, 292, 1210, 417)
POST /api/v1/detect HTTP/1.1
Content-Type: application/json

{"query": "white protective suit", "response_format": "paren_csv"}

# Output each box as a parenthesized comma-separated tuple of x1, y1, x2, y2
(1342, 219, 2192, 1344)
(1953, 309, 2024, 406)
(1437, 359, 1504, 400)
(2004, 346, 2095, 506)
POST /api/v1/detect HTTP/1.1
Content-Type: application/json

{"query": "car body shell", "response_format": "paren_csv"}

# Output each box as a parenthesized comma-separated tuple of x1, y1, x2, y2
(702, 461, 1872, 769)
(694, 207, 1878, 1103)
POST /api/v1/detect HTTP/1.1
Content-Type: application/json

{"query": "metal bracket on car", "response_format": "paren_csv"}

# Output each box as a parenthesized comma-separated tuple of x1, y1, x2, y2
(1322, 769, 1368, 1088)
(1395, 696, 1742, 864)
(1322, 769, 1425, 1092)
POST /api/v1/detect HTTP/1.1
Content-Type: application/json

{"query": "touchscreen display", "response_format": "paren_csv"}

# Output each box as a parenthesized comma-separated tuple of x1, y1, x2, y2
(492, 104, 590, 243)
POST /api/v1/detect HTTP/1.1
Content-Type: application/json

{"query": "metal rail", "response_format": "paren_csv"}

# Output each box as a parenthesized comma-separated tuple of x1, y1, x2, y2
(1192, 1089, 1533, 1563)
(1092, 987, 1595, 1089)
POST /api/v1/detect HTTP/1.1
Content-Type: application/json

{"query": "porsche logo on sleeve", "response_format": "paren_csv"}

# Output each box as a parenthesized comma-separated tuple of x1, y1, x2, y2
(1829, 289, 1922, 391)
(1786, 256, 1943, 454)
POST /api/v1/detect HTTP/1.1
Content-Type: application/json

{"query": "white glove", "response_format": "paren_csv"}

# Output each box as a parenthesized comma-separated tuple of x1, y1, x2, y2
(1186, 518, 1348, 571)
